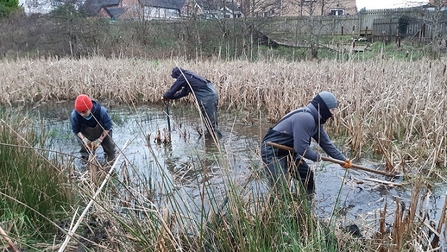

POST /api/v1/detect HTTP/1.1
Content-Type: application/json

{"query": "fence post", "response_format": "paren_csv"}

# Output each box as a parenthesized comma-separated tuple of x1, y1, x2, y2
(422, 23, 426, 39)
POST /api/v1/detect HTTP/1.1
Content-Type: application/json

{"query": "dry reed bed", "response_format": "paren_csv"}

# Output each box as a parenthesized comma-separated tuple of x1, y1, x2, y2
(1, 57, 446, 173)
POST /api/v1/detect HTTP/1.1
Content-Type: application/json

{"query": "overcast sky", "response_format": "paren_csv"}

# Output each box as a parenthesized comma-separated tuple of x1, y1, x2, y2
(356, 0, 429, 10)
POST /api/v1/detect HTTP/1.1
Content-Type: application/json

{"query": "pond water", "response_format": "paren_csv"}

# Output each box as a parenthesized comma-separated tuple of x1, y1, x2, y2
(30, 102, 447, 240)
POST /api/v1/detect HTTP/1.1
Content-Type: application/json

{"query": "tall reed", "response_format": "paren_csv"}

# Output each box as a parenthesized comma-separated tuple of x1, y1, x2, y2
(1, 57, 445, 174)
(0, 109, 74, 246)
(373, 179, 447, 251)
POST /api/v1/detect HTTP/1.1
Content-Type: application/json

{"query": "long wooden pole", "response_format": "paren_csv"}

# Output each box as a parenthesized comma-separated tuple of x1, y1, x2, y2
(265, 141, 398, 177)
(58, 140, 130, 252)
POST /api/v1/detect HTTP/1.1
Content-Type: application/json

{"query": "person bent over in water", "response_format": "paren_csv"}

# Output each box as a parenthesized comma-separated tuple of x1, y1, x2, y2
(261, 91, 352, 194)
(70, 94, 116, 163)
(162, 67, 222, 139)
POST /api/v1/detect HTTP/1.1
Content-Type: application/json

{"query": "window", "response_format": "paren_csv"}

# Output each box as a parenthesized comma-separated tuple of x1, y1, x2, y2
(329, 9, 344, 16)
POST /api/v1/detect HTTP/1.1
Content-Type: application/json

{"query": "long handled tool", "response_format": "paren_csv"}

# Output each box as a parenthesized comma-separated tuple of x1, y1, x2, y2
(164, 101, 171, 132)
(265, 141, 400, 178)
(59, 140, 130, 252)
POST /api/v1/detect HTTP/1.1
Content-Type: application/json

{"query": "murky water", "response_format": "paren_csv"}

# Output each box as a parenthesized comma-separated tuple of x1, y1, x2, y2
(29, 102, 447, 239)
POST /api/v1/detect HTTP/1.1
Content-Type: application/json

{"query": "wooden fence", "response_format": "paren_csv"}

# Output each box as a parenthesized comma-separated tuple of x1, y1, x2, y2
(264, 7, 446, 42)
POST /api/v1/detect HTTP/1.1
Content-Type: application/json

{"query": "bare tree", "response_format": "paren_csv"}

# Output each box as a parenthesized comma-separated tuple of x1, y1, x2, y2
(426, 0, 447, 58)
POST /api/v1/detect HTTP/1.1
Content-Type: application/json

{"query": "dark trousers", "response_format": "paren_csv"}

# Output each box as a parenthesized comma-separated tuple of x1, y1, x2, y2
(261, 135, 315, 193)
(262, 153, 315, 193)
(199, 99, 218, 129)
(197, 88, 221, 137)
(77, 124, 116, 162)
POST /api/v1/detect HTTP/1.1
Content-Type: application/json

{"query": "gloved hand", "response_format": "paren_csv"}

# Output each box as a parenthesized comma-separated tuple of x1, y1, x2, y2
(342, 159, 353, 169)
(161, 96, 169, 102)
(92, 138, 102, 150)
(81, 137, 91, 150)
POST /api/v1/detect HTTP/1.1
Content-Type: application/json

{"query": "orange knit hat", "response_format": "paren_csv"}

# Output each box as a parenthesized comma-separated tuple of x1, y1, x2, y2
(74, 94, 93, 112)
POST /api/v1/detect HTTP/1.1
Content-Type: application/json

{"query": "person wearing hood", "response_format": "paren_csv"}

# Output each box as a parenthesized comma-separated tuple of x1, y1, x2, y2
(70, 94, 116, 162)
(260, 91, 352, 193)
(163, 67, 221, 138)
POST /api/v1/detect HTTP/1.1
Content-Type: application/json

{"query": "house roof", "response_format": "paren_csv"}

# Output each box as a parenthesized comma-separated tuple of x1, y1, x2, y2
(193, 0, 218, 10)
(194, 0, 241, 12)
(82, 0, 120, 15)
(105, 7, 127, 18)
(139, 0, 186, 10)
(222, 1, 241, 12)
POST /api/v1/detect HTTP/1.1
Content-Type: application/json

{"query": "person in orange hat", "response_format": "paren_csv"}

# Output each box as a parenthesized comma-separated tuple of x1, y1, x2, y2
(70, 94, 116, 163)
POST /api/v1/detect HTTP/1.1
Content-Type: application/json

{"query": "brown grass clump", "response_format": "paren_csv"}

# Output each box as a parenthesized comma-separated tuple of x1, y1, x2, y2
(1, 57, 446, 174)
(369, 179, 447, 251)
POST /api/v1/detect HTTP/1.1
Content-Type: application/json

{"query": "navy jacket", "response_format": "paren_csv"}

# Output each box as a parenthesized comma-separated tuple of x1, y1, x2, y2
(163, 67, 217, 101)
(70, 101, 112, 134)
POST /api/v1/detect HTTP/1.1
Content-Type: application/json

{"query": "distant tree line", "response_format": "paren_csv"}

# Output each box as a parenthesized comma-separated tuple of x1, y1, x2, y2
(0, 4, 279, 60)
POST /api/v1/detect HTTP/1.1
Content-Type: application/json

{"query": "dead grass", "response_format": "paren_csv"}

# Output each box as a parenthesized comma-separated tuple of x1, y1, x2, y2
(1, 56, 446, 175)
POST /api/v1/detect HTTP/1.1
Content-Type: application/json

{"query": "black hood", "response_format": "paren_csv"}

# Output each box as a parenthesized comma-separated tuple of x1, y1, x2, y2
(311, 94, 332, 124)
(171, 67, 182, 78)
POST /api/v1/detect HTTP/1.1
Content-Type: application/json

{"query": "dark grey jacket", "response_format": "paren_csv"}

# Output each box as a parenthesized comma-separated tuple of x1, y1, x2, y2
(263, 103, 346, 162)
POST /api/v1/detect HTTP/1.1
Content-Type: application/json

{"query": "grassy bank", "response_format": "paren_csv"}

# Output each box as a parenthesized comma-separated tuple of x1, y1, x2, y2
(2, 10, 442, 61)
(0, 110, 74, 248)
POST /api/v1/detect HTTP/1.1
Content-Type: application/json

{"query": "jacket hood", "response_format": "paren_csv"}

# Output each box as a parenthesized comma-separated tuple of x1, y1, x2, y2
(310, 93, 333, 124)
(171, 67, 182, 78)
